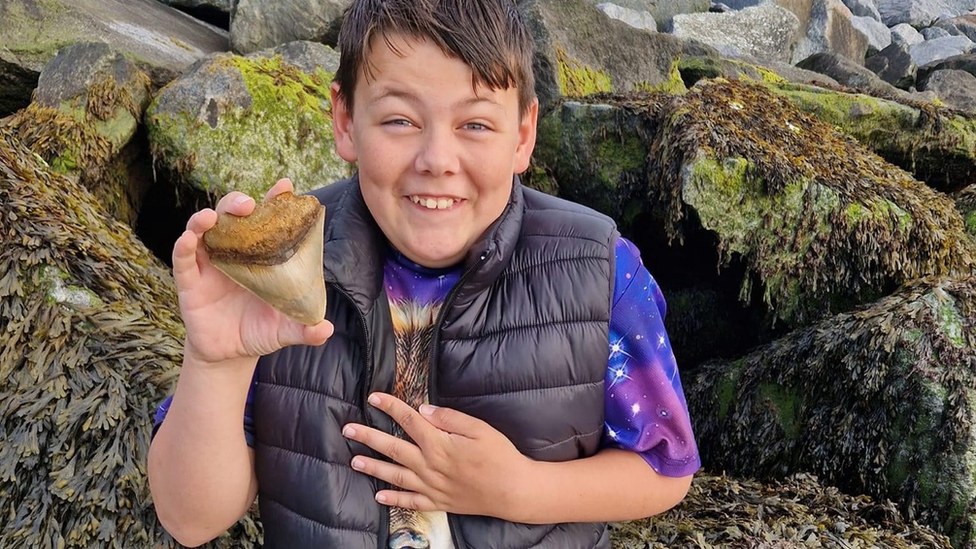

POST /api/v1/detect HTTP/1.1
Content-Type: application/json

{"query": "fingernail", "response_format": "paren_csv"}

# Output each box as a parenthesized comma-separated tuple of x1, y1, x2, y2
(375, 493, 388, 504)
(342, 426, 356, 438)
(368, 394, 381, 406)
(351, 458, 365, 470)
(419, 404, 437, 416)
(234, 195, 254, 206)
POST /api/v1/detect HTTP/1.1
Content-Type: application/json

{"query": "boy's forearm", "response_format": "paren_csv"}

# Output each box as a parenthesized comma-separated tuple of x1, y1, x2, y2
(510, 448, 693, 524)
(148, 355, 259, 546)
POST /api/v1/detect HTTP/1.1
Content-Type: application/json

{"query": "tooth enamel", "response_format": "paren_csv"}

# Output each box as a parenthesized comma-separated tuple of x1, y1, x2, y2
(424, 198, 436, 209)
(437, 198, 451, 209)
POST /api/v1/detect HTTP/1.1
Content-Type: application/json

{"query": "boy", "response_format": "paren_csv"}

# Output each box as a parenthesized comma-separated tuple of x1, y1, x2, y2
(148, 0, 700, 547)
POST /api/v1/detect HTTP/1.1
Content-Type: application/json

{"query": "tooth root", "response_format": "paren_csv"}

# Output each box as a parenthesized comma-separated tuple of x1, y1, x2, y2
(210, 209, 327, 325)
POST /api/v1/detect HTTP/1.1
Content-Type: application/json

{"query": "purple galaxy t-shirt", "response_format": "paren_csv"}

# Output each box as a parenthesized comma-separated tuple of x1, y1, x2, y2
(153, 237, 701, 478)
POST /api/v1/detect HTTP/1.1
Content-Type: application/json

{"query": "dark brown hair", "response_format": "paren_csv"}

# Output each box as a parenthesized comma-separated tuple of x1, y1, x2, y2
(333, 0, 536, 118)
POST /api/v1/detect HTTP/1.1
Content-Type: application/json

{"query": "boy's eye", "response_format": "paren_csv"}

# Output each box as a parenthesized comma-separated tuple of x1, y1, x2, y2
(385, 119, 415, 127)
(463, 122, 489, 131)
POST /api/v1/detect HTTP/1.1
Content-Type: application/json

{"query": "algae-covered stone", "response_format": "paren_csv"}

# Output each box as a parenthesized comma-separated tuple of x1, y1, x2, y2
(612, 473, 953, 548)
(768, 80, 976, 193)
(0, 0, 228, 88)
(522, 0, 686, 112)
(146, 49, 349, 201)
(0, 43, 153, 228)
(957, 185, 976, 237)
(0, 127, 261, 548)
(653, 80, 974, 327)
(688, 275, 976, 548)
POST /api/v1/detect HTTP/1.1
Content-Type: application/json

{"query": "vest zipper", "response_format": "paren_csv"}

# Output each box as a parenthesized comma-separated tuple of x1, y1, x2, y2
(428, 250, 491, 549)
(330, 283, 391, 549)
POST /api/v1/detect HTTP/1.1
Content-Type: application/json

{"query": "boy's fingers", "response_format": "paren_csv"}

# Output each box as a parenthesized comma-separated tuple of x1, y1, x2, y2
(418, 404, 484, 437)
(342, 423, 424, 470)
(368, 393, 438, 448)
(185, 208, 218, 235)
(350, 455, 424, 493)
(264, 178, 295, 201)
(214, 192, 256, 216)
(373, 490, 438, 512)
(172, 230, 202, 286)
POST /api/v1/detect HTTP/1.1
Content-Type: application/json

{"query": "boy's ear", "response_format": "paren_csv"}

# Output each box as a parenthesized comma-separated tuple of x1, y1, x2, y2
(330, 82, 358, 163)
(514, 98, 539, 174)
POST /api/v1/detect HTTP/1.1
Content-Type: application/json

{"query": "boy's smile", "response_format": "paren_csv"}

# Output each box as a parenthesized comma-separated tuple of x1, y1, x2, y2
(331, 34, 538, 269)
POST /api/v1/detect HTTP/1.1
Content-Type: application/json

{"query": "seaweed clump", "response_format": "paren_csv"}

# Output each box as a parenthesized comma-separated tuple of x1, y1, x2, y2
(689, 276, 976, 547)
(0, 127, 260, 548)
(612, 472, 953, 549)
(649, 79, 974, 326)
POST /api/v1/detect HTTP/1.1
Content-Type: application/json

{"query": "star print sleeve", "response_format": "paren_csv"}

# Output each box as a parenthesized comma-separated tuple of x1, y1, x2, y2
(151, 385, 257, 448)
(603, 237, 701, 478)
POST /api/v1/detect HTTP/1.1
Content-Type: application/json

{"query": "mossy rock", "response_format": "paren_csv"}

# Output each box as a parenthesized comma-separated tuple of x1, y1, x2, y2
(146, 50, 349, 202)
(612, 472, 953, 548)
(1, 43, 153, 228)
(0, 127, 260, 548)
(957, 185, 976, 237)
(688, 275, 976, 548)
(768, 81, 976, 194)
(653, 79, 975, 327)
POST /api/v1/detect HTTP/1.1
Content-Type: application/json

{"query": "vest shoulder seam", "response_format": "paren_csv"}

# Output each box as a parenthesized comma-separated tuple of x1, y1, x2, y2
(255, 381, 359, 409)
(500, 255, 608, 279)
(437, 378, 603, 400)
(258, 441, 353, 471)
(261, 494, 375, 535)
(444, 318, 606, 342)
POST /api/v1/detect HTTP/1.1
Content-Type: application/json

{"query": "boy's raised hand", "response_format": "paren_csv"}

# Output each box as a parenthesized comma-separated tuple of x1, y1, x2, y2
(172, 178, 334, 366)
(342, 393, 534, 521)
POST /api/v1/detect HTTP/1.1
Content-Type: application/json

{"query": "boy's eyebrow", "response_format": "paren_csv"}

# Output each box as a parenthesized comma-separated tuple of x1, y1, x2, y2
(372, 87, 503, 110)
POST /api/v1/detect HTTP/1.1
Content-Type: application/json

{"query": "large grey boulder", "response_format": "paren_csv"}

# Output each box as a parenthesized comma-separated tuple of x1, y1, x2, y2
(891, 22, 926, 46)
(157, 0, 235, 15)
(791, 0, 869, 64)
(670, 4, 801, 63)
(865, 41, 918, 89)
(918, 69, 976, 111)
(922, 26, 953, 40)
(0, 0, 228, 88)
(910, 35, 976, 68)
(841, 0, 883, 19)
(595, 3, 658, 31)
(582, 0, 710, 30)
(797, 52, 908, 98)
(146, 45, 348, 201)
(229, 0, 349, 53)
(850, 15, 892, 55)
(689, 275, 976, 549)
(878, 0, 976, 27)
(523, 0, 686, 113)
(918, 52, 976, 81)
(935, 13, 976, 42)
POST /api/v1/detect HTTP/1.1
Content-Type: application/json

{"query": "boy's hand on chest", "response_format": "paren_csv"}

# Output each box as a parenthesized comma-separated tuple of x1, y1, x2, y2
(341, 392, 535, 521)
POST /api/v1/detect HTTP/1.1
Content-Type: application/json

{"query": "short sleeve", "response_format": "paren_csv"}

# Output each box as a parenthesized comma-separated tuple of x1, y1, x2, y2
(603, 237, 701, 477)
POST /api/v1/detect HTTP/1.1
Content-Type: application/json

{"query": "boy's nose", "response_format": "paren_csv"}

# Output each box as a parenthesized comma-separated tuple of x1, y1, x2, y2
(414, 128, 460, 177)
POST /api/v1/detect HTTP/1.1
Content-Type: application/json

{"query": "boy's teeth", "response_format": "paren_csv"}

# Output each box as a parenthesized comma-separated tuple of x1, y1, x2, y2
(410, 196, 455, 210)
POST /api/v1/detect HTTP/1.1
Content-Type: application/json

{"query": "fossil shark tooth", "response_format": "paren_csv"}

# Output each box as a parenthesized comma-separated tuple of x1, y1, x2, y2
(203, 191, 326, 325)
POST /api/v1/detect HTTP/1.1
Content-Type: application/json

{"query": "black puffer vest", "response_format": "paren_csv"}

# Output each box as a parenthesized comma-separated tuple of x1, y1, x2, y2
(253, 176, 618, 548)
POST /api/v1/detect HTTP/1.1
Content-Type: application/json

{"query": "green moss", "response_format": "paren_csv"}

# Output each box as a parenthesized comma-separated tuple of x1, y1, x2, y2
(921, 292, 966, 348)
(634, 60, 687, 94)
(717, 363, 743, 420)
(147, 53, 348, 198)
(760, 383, 800, 440)
(556, 47, 612, 97)
(966, 211, 976, 235)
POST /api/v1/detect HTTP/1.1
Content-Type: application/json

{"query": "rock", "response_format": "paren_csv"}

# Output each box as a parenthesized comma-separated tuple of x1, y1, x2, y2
(0, 0, 228, 89)
(791, 0, 869, 65)
(523, 0, 686, 112)
(878, 0, 976, 27)
(936, 13, 976, 42)
(796, 52, 909, 98)
(921, 26, 952, 40)
(0, 126, 262, 548)
(670, 4, 801, 63)
(910, 35, 976, 68)
(678, 54, 838, 87)
(850, 15, 892, 55)
(229, 0, 349, 53)
(246, 40, 339, 76)
(582, 0, 711, 30)
(890, 22, 926, 46)
(595, 3, 657, 31)
(157, 0, 234, 14)
(918, 52, 976, 81)
(0, 51, 39, 118)
(1, 43, 154, 228)
(146, 48, 349, 201)
(841, 0, 883, 20)
(865, 41, 918, 89)
(770, 81, 976, 192)
(956, 185, 976, 236)
(918, 69, 976, 111)
(689, 275, 976, 549)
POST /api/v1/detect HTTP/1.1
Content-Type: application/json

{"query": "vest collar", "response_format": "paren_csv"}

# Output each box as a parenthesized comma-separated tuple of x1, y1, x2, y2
(323, 174, 525, 313)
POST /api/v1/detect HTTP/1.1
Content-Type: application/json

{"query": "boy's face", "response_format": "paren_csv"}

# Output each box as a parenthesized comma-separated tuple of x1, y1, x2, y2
(331, 34, 538, 268)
